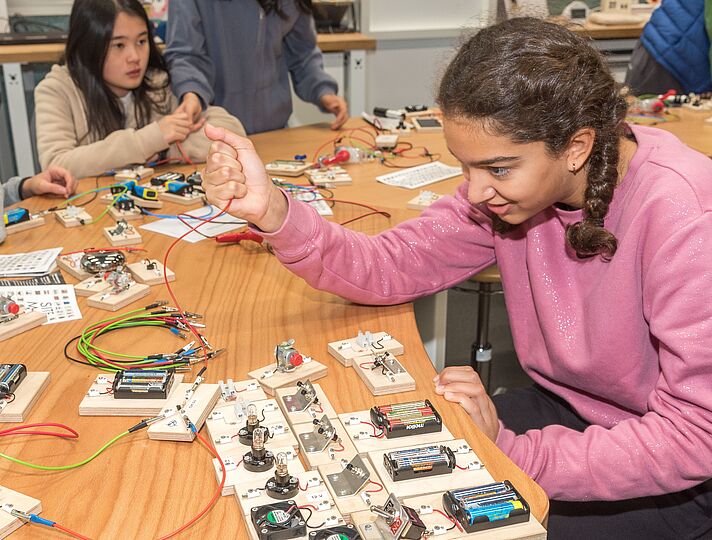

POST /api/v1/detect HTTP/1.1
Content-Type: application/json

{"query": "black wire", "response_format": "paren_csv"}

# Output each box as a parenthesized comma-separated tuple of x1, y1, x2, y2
(298, 506, 322, 529)
(64, 334, 94, 367)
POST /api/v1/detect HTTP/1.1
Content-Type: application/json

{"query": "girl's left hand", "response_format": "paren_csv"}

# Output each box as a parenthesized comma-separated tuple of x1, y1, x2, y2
(434, 366, 500, 441)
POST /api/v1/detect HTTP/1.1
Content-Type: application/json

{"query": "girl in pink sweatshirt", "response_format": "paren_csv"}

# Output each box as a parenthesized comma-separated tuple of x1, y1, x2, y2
(201, 18, 712, 539)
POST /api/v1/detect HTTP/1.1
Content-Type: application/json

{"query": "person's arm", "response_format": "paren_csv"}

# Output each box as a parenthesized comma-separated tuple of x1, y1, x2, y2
(283, 11, 338, 109)
(2, 176, 23, 207)
(258, 182, 495, 304)
(34, 79, 170, 178)
(202, 124, 495, 304)
(496, 213, 712, 501)
(165, 0, 215, 112)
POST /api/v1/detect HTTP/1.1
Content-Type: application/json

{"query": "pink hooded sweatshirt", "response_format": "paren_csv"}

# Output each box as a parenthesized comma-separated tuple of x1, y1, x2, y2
(259, 124, 712, 502)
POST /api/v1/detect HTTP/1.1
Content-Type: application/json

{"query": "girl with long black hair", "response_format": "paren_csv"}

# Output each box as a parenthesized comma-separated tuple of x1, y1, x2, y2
(34, 0, 244, 179)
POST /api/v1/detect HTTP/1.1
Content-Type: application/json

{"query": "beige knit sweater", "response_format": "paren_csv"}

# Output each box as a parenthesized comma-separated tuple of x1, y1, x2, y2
(35, 65, 245, 179)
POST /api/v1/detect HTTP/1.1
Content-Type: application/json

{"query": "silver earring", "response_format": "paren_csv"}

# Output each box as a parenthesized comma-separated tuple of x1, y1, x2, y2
(570, 163, 576, 173)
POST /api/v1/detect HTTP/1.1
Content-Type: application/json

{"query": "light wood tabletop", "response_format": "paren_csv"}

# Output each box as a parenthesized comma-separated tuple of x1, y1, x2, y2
(0, 33, 375, 64)
(0, 120, 548, 539)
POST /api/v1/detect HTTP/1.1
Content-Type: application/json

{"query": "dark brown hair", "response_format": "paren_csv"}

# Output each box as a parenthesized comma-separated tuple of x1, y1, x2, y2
(437, 17, 628, 260)
(65, 0, 171, 142)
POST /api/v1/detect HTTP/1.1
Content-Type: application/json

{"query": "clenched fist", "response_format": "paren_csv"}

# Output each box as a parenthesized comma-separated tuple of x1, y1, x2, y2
(203, 124, 288, 232)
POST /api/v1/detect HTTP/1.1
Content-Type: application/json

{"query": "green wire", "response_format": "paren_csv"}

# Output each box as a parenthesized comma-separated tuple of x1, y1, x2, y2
(83, 186, 129, 225)
(75, 308, 191, 371)
(0, 431, 131, 471)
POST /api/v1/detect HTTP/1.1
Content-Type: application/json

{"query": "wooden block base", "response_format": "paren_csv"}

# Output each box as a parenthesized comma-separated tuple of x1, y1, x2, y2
(103, 223, 142, 247)
(0, 372, 50, 422)
(275, 382, 338, 427)
(126, 260, 175, 286)
(327, 332, 404, 367)
(74, 275, 111, 297)
(147, 383, 220, 441)
(86, 282, 150, 311)
(352, 354, 416, 396)
(108, 206, 143, 222)
(5, 216, 45, 235)
(55, 207, 92, 228)
(57, 253, 93, 280)
(212, 445, 303, 496)
(351, 497, 546, 540)
(206, 398, 298, 451)
(402, 492, 546, 540)
(318, 457, 389, 518)
(406, 191, 445, 211)
(215, 379, 268, 406)
(0, 311, 47, 342)
(294, 418, 358, 470)
(114, 166, 154, 182)
(0, 485, 42, 539)
(366, 439, 491, 499)
(338, 410, 454, 455)
(265, 160, 314, 177)
(158, 191, 206, 206)
(248, 359, 328, 396)
(79, 373, 185, 416)
(234, 470, 328, 516)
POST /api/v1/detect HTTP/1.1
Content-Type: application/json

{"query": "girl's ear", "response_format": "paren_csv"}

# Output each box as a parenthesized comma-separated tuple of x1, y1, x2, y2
(566, 128, 595, 173)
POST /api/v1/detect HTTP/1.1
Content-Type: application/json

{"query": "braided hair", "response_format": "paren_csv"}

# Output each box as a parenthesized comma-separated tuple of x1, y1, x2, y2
(437, 17, 628, 260)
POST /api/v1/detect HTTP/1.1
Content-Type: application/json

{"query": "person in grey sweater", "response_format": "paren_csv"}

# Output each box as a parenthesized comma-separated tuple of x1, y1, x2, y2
(164, 0, 348, 135)
(1, 166, 77, 244)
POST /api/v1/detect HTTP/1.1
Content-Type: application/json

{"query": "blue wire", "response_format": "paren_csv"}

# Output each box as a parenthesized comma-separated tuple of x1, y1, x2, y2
(29, 514, 55, 527)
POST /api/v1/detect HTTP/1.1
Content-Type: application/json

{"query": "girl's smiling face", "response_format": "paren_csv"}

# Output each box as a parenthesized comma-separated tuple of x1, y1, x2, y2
(443, 116, 591, 224)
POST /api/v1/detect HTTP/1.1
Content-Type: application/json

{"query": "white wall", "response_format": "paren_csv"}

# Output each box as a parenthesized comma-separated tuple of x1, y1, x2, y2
(6, 0, 73, 16)
(360, 0, 495, 112)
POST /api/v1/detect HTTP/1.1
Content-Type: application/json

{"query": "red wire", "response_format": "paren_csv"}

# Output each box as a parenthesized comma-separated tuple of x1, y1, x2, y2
(333, 441, 345, 452)
(433, 508, 464, 532)
(60, 247, 147, 256)
(0, 423, 79, 439)
(360, 421, 385, 438)
(157, 429, 226, 540)
(52, 523, 93, 540)
(311, 135, 342, 163)
(365, 480, 384, 493)
(174, 141, 194, 166)
(159, 199, 234, 364)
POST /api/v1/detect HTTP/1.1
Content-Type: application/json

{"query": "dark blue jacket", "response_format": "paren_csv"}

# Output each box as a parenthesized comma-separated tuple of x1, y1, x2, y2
(641, 0, 711, 93)
(165, 0, 338, 134)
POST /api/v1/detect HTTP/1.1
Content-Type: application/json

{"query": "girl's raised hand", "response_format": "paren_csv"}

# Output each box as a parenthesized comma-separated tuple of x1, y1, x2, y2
(203, 124, 288, 232)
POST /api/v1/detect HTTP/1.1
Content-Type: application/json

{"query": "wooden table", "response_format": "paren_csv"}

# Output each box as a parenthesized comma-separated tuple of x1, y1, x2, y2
(1, 120, 548, 539)
(0, 33, 376, 64)
(567, 20, 644, 40)
(653, 108, 712, 157)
